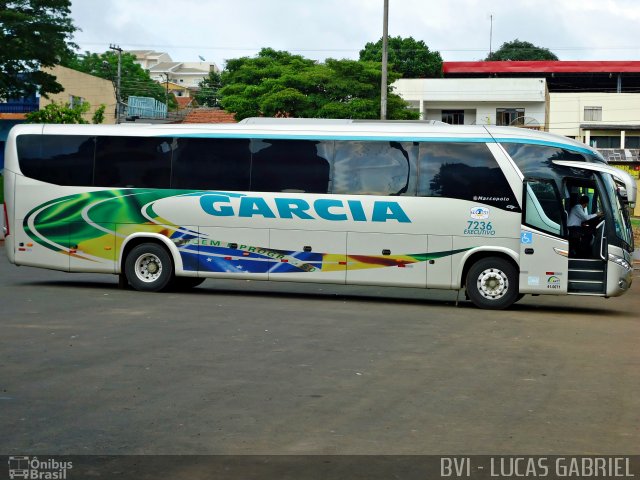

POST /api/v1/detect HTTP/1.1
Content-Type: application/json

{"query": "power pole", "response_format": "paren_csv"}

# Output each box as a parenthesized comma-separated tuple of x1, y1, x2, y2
(380, 0, 389, 120)
(163, 73, 169, 105)
(109, 44, 123, 123)
(489, 14, 494, 58)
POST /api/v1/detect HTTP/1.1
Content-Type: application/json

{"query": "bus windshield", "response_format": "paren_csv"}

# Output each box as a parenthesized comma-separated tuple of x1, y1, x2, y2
(601, 173, 634, 249)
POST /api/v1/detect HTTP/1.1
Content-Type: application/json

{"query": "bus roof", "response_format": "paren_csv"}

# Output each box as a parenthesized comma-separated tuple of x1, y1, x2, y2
(11, 119, 598, 156)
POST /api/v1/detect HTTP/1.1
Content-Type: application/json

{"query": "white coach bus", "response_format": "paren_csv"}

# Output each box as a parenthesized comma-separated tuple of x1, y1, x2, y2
(2, 119, 635, 309)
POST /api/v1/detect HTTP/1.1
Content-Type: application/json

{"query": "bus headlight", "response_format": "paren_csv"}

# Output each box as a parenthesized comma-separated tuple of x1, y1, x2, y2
(608, 253, 631, 271)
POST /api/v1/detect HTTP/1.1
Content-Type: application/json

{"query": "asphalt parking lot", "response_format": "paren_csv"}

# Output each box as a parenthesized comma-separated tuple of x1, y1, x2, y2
(0, 245, 638, 456)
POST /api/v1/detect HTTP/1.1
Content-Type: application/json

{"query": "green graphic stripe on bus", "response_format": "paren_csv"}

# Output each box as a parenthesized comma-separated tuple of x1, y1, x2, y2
(23, 189, 200, 257)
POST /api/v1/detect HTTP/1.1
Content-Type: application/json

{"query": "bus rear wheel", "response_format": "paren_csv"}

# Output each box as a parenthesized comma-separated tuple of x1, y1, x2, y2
(466, 257, 518, 310)
(125, 243, 174, 292)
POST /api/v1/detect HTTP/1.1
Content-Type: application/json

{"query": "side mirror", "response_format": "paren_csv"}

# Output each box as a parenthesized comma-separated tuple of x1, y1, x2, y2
(617, 185, 628, 200)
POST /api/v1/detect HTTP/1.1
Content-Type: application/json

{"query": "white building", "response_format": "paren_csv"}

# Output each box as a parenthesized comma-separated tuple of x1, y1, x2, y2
(127, 51, 220, 94)
(393, 78, 548, 129)
(126, 50, 173, 70)
(549, 92, 640, 150)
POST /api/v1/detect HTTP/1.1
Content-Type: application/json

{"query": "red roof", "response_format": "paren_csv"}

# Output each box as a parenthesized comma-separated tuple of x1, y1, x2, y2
(175, 97, 194, 109)
(0, 113, 27, 120)
(182, 108, 237, 123)
(443, 61, 640, 74)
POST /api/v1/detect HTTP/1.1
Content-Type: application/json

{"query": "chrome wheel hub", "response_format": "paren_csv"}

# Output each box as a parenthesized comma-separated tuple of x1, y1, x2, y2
(477, 268, 508, 300)
(135, 253, 163, 283)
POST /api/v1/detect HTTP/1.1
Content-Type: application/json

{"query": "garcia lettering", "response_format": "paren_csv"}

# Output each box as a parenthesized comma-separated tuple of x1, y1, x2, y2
(200, 195, 411, 223)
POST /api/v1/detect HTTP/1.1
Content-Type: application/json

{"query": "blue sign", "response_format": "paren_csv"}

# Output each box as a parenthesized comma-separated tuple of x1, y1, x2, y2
(521, 231, 533, 244)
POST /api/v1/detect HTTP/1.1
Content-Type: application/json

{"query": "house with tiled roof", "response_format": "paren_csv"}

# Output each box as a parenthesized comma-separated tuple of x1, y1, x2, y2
(174, 96, 196, 110)
(126, 50, 172, 70)
(127, 50, 219, 95)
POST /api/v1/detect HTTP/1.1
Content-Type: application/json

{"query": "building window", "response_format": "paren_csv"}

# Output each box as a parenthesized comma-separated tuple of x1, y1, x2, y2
(589, 136, 620, 148)
(441, 110, 464, 125)
(584, 106, 602, 121)
(496, 108, 525, 126)
(625, 136, 640, 148)
(69, 95, 85, 108)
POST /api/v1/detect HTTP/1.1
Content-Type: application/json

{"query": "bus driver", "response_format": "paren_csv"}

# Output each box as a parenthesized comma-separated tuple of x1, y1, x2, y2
(568, 195, 604, 257)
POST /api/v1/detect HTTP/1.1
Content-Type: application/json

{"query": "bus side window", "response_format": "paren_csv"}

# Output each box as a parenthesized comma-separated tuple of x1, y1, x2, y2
(17, 134, 95, 186)
(418, 142, 516, 208)
(171, 138, 251, 191)
(332, 141, 417, 196)
(94, 136, 172, 188)
(250, 139, 332, 194)
(524, 179, 564, 236)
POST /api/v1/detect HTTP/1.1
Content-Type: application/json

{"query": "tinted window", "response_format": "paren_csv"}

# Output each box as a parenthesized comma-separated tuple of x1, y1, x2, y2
(525, 179, 564, 236)
(17, 134, 95, 186)
(418, 142, 517, 208)
(172, 138, 250, 190)
(501, 143, 589, 177)
(333, 141, 417, 195)
(502, 143, 598, 197)
(94, 136, 172, 188)
(250, 139, 332, 193)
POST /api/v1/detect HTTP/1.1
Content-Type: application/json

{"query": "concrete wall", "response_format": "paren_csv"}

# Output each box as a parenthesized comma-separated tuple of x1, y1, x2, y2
(41, 65, 117, 124)
(549, 92, 640, 138)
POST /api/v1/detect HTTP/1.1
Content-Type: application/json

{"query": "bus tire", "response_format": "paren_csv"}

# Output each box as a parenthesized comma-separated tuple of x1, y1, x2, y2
(466, 257, 519, 310)
(171, 277, 206, 291)
(125, 243, 174, 292)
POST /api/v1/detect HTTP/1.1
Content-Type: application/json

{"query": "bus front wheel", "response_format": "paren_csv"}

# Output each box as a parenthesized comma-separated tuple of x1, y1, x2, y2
(125, 243, 174, 292)
(466, 257, 519, 310)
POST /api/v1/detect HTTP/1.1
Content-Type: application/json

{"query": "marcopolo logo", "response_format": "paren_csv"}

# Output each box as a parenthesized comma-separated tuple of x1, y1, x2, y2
(8, 456, 73, 479)
(470, 206, 490, 220)
(199, 194, 412, 223)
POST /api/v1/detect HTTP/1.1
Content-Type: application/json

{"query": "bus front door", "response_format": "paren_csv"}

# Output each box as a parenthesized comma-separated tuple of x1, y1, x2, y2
(519, 179, 569, 295)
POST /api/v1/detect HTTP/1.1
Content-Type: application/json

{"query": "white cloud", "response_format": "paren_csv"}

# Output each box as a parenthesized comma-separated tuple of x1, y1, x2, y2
(69, 0, 640, 66)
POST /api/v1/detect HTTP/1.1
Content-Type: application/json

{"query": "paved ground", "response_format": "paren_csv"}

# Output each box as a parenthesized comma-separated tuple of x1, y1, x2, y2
(0, 244, 638, 455)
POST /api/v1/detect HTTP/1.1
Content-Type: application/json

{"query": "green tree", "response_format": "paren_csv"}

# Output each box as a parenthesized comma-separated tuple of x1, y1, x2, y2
(63, 51, 177, 109)
(25, 101, 90, 123)
(92, 104, 106, 124)
(359, 36, 443, 78)
(0, 0, 78, 99)
(195, 70, 222, 107)
(219, 48, 418, 120)
(486, 39, 559, 61)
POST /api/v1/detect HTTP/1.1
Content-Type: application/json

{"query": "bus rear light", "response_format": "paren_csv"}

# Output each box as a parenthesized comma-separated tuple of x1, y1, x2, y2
(2, 202, 8, 237)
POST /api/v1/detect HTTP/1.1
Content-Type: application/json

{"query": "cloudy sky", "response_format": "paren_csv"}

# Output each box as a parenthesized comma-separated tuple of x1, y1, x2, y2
(70, 0, 640, 68)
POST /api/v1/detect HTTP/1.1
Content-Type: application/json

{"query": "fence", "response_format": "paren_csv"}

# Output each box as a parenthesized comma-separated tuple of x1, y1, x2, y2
(125, 96, 167, 119)
(0, 101, 39, 114)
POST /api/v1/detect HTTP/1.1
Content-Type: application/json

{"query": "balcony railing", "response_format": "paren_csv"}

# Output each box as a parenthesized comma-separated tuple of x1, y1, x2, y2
(0, 101, 39, 113)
